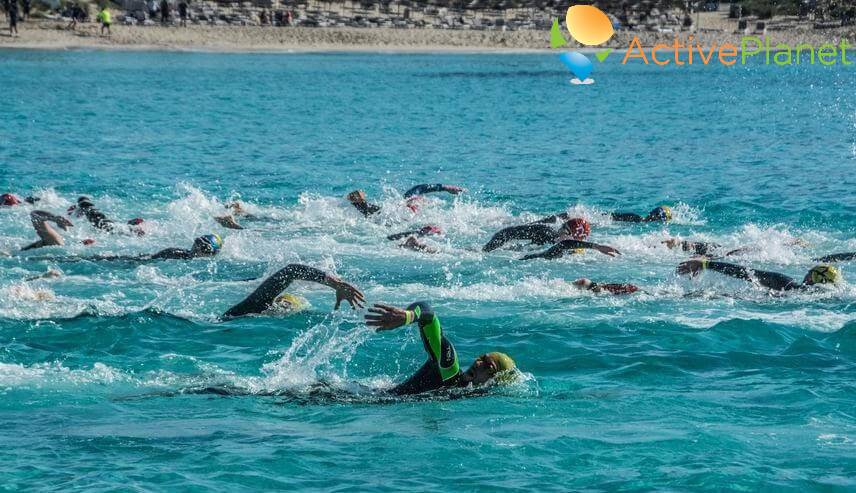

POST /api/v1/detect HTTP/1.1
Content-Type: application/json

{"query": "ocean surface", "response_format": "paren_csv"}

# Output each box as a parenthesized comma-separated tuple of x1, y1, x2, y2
(1, 50, 855, 491)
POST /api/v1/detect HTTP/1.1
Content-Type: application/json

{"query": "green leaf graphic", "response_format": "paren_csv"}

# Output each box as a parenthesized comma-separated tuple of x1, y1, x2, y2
(595, 49, 612, 62)
(550, 18, 567, 49)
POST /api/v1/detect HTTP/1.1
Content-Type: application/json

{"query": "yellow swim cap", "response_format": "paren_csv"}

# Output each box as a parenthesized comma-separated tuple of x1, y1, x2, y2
(271, 293, 308, 313)
(808, 264, 841, 285)
(487, 352, 517, 384)
(660, 206, 672, 221)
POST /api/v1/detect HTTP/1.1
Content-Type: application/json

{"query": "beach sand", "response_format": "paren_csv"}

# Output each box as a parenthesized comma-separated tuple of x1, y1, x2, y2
(0, 18, 853, 53)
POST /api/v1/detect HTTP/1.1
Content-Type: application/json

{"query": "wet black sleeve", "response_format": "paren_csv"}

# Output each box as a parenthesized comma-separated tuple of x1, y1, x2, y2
(352, 201, 382, 217)
(611, 212, 644, 222)
(387, 229, 422, 241)
(223, 264, 328, 318)
(149, 248, 194, 260)
(520, 239, 603, 260)
(391, 301, 459, 396)
(812, 252, 856, 263)
(84, 209, 115, 232)
(707, 261, 799, 291)
(530, 212, 570, 224)
(482, 224, 557, 252)
(403, 184, 449, 198)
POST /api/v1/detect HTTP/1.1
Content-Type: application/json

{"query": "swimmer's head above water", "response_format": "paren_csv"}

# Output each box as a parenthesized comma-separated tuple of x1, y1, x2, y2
(462, 352, 517, 386)
(191, 234, 223, 256)
(346, 190, 367, 205)
(559, 218, 590, 240)
(803, 264, 841, 286)
(1, 193, 22, 206)
(645, 206, 672, 222)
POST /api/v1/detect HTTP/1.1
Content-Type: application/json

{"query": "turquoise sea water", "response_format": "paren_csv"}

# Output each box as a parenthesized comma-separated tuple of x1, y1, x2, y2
(1, 50, 855, 491)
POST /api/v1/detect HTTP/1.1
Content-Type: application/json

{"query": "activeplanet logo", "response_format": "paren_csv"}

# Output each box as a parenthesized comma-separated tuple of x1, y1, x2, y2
(550, 5, 615, 85)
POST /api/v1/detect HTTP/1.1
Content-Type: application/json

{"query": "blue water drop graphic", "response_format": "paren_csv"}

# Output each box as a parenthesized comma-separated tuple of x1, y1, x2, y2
(559, 51, 593, 81)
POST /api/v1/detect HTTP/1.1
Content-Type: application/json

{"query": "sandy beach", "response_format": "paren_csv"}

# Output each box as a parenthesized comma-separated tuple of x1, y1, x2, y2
(1, 18, 853, 53)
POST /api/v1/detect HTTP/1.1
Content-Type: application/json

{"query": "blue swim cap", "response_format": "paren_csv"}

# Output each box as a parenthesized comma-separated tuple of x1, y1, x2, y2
(199, 234, 222, 253)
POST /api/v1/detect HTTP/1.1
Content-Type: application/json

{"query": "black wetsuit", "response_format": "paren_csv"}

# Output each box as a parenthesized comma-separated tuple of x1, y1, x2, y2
(612, 206, 670, 223)
(78, 203, 115, 232)
(351, 200, 382, 217)
(813, 252, 856, 263)
(223, 264, 327, 318)
(387, 228, 436, 241)
(403, 184, 455, 199)
(521, 239, 608, 260)
(705, 261, 802, 291)
(391, 302, 463, 396)
(483, 224, 560, 252)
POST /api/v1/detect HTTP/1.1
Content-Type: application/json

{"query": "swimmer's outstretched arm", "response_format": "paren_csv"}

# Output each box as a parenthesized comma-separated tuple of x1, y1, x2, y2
(813, 252, 856, 263)
(366, 302, 458, 372)
(520, 239, 621, 260)
(482, 224, 557, 252)
(387, 229, 425, 241)
(677, 260, 799, 291)
(403, 184, 466, 198)
(610, 212, 644, 222)
(223, 264, 364, 318)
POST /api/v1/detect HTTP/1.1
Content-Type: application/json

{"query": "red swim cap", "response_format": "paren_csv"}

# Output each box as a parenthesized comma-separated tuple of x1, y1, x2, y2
(1, 193, 21, 206)
(420, 225, 443, 235)
(82, 239, 96, 246)
(562, 218, 590, 240)
(127, 218, 144, 226)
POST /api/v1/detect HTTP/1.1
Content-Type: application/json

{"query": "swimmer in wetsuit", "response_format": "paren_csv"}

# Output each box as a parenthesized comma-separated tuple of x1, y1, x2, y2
(483, 216, 588, 252)
(68, 197, 115, 232)
(677, 260, 842, 291)
(812, 252, 856, 263)
(222, 264, 364, 318)
(612, 205, 672, 223)
(365, 302, 517, 395)
(346, 184, 465, 218)
(68, 196, 146, 236)
(484, 217, 620, 259)
(1, 193, 39, 206)
(388, 225, 443, 253)
(573, 278, 639, 295)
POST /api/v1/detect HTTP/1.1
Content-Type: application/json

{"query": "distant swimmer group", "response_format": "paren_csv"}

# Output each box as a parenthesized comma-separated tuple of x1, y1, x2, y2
(3, 186, 851, 399)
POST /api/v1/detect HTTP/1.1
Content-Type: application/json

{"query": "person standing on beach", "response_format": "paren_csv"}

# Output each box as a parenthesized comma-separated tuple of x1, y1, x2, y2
(159, 0, 169, 24)
(177, 0, 187, 27)
(96, 5, 111, 35)
(8, 0, 18, 36)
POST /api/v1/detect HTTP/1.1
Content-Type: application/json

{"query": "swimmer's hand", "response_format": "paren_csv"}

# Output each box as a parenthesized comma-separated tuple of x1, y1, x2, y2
(677, 260, 705, 277)
(56, 217, 73, 230)
(333, 279, 365, 310)
(365, 304, 408, 331)
(443, 185, 466, 195)
(595, 245, 621, 257)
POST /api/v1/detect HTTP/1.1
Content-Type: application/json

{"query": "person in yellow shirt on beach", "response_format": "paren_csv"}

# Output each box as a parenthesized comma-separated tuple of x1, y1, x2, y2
(96, 5, 111, 35)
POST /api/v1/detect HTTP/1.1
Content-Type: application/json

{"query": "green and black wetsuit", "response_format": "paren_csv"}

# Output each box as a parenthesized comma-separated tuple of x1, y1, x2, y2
(391, 301, 462, 395)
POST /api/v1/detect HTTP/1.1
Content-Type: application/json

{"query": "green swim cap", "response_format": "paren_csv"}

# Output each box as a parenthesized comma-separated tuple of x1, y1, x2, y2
(808, 264, 841, 285)
(487, 352, 517, 384)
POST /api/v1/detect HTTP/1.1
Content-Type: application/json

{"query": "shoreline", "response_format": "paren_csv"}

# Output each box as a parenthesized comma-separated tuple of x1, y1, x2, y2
(0, 21, 853, 54)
